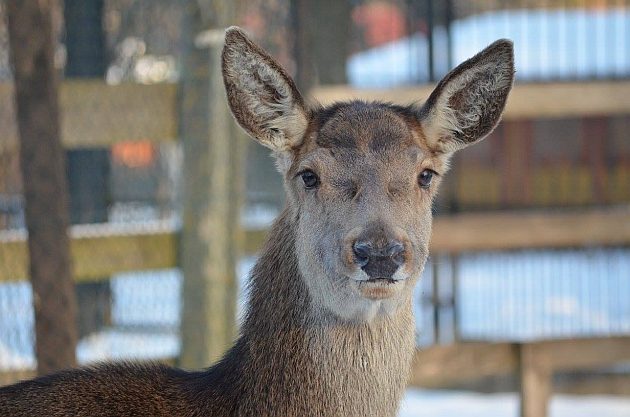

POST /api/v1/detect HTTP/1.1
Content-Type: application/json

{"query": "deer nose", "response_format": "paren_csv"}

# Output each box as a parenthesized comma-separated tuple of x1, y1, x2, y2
(352, 240, 406, 279)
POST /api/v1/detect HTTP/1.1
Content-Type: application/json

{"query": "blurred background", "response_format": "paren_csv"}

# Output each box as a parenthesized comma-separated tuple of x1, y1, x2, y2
(0, 1, 629, 416)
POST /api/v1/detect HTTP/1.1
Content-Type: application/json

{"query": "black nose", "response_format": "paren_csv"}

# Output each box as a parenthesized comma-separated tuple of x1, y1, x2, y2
(352, 240, 406, 279)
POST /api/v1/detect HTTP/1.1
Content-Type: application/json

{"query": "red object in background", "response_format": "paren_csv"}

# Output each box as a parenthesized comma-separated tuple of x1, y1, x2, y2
(111, 141, 155, 168)
(352, 1, 406, 48)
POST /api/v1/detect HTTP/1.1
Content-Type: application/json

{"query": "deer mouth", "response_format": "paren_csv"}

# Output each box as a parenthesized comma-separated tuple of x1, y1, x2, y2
(365, 278, 397, 285)
(354, 277, 405, 300)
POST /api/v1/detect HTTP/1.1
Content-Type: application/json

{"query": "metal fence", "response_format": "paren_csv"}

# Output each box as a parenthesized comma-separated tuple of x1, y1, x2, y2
(434, 115, 630, 213)
(348, 0, 630, 87)
(0, 0, 629, 387)
(418, 248, 630, 347)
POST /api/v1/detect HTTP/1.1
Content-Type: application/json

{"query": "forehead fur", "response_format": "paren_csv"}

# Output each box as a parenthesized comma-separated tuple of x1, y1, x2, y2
(311, 101, 420, 152)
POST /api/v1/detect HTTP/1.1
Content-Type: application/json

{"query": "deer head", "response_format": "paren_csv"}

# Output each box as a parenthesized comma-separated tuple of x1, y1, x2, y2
(222, 27, 514, 323)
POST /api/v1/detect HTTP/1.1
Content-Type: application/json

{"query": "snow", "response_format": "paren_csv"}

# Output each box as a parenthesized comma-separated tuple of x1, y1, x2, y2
(0, 342, 34, 370)
(76, 330, 179, 364)
(348, 8, 630, 87)
(400, 389, 630, 417)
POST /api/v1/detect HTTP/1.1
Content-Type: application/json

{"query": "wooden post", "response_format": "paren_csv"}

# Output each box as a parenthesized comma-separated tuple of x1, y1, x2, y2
(179, 0, 244, 369)
(292, 0, 351, 91)
(6, 0, 78, 375)
(519, 343, 552, 417)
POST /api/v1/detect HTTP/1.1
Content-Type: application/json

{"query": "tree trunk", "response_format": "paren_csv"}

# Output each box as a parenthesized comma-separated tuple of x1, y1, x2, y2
(6, 0, 78, 375)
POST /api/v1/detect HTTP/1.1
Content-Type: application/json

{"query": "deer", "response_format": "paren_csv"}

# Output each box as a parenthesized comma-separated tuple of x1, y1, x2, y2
(0, 27, 514, 417)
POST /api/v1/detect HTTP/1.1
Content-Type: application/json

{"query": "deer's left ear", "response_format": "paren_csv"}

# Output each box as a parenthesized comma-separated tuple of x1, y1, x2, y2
(418, 39, 515, 153)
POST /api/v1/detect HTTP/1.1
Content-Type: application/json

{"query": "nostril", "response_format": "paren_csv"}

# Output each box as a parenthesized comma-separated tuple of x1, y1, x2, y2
(352, 242, 371, 268)
(387, 242, 406, 267)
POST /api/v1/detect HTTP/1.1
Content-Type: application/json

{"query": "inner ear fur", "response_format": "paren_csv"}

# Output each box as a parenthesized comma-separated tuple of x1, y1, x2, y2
(419, 39, 515, 153)
(222, 26, 309, 152)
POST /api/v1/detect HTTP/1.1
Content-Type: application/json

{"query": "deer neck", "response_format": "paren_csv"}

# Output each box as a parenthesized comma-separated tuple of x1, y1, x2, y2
(233, 208, 416, 417)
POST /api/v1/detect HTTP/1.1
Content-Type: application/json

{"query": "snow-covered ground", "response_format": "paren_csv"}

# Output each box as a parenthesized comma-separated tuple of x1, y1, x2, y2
(400, 389, 630, 417)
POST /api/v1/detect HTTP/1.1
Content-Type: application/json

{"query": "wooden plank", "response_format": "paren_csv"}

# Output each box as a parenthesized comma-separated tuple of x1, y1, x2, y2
(409, 342, 519, 388)
(519, 344, 552, 417)
(240, 207, 630, 256)
(1, 81, 628, 150)
(0, 223, 177, 283)
(542, 336, 630, 372)
(430, 207, 630, 252)
(0, 81, 178, 150)
(3, 81, 626, 151)
(409, 337, 630, 390)
(451, 165, 630, 209)
(555, 373, 630, 396)
(311, 81, 630, 120)
(1, 207, 628, 282)
(0, 369, 35, 387)
(241, 228, 268, 255)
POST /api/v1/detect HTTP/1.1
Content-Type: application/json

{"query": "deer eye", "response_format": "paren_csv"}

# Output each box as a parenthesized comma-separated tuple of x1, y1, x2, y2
(300, 170, 320, 189)
(417, 169, 435, 189)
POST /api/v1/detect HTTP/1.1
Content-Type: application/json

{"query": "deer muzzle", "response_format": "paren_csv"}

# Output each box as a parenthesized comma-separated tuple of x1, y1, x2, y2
(352, 240, 407, 280)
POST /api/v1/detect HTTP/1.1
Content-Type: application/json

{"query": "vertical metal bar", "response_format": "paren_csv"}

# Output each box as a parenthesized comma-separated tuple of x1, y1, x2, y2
(542, 0, 548, 81)
(432, 255, 440, 344)
(405, 0, 411, 83)
(623, 0, 628, 79)
(427, 0, 435, 82)
(291, 0, 309, 92)
(406, 0, 419, 84)
(445, 0, 454, 72)
(451, 253, 460, 342)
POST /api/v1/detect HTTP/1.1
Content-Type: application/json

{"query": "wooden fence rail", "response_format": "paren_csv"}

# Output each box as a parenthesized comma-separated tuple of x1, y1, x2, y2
(2, 80, 630, 151)
(0, 82, 178, 151)
(411, 337, 630, 417)
(1, 207, 629, 283)
(311, 81, 630, 119)
(0, 223, 177, 283)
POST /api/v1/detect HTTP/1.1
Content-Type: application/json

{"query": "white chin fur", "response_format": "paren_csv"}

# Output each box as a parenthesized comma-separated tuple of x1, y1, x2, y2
(305, 270, 407, 323)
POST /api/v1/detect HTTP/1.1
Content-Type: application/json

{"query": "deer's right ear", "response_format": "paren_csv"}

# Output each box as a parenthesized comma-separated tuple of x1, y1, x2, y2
(222, 27, 309, 152)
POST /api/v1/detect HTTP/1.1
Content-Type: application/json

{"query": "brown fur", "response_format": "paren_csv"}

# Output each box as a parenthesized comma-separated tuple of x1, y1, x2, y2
(0, 27, 514, 417)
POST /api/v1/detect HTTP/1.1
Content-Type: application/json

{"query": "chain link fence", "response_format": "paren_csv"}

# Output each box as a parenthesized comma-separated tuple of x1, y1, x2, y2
(0, 0, 185, 383)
